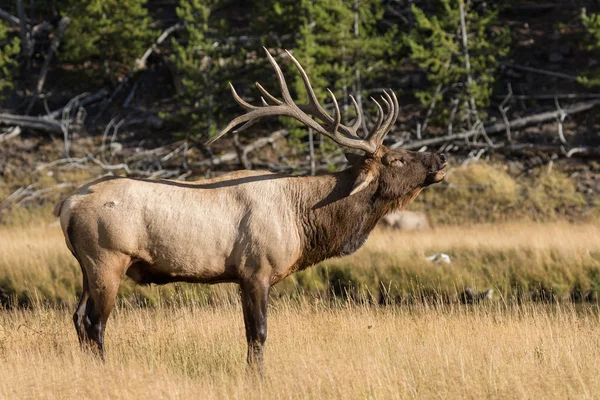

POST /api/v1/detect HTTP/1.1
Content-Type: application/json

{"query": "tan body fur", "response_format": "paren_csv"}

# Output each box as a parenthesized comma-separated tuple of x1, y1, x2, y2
(56, 147, 446, 373)
(59, 171, 303, 288)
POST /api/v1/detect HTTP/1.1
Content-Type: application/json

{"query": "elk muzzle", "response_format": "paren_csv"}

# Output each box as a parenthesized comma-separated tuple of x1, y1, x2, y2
(426, 153, 448, 185)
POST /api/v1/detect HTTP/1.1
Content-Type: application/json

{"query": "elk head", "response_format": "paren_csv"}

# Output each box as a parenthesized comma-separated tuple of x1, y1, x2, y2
(207, 48, 447, 201)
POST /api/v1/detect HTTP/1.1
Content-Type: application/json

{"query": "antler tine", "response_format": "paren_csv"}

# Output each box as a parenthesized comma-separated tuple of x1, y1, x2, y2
(367, 92, 392, 141)
(285, 50, 332, 123)
(234, 118, 260, 134)
(230, 83, 257, 110)
(208, 48, 379, 154)
(346, 95, 362, 137)
(389, 89, 400, 127)
(256, 82, 283, 105)
(369, 89, 399, 145)
(378, 91, 396, 134)
(380, 93, 391, 108)
(263, 47, 294, 105)
(206, 104, 292, 145)
(370, 96, 385, 133)
(327, 89, 341, 136)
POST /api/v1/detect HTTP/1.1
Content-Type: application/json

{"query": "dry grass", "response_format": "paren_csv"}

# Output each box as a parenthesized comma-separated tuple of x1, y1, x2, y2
(2, 223, 600, 398)
(2, 222, 600, 304)
(1, 301, 599, 399)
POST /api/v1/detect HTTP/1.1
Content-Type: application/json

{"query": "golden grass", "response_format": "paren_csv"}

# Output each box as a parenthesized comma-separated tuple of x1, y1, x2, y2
(1, 223, 600, 398)
(1, 302, 599, 399)
(2, 222, 600, 304)
(369, 220, 600, 253)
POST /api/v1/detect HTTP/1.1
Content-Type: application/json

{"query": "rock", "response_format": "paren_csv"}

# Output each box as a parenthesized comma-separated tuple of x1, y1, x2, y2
(425, 253, 451, 264)
(109, 142, 123, 154)
(380, 210, 431, 231)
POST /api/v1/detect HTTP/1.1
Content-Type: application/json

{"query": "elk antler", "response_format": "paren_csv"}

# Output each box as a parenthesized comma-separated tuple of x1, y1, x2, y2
(206, 48, 399, 155)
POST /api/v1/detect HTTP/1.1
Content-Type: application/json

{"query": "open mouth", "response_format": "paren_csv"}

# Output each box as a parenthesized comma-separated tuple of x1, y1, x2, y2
(431, 162, 447, 183)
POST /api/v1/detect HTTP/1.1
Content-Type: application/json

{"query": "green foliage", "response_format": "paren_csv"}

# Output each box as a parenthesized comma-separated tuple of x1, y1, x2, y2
(579, 9, 600, 86)
(172, 0, 241, 138)
(253, 0, 396, 156)
(62, 0, 154, 78)
(0, 22, 20, 98)
(405, 0, 510, 128)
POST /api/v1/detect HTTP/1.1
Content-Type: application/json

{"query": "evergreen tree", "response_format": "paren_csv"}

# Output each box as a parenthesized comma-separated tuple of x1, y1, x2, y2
(62, 0, 155, 79)
(172, 0, 217, 136)
(580, 9, 600, 86)
(0, 21, 20, 99)
(252, 0, 394, 158)
(405, 0, 509, 131)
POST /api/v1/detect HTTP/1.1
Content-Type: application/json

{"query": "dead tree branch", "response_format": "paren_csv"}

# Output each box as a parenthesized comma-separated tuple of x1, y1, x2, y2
(499, 84, 513, 142)
(46, 89, 109, 119)
(554, 97, 567, 145)
(501, 62, 579, 81)
(25, 17, 71, 115)
(400, 99, 600, 150)
(135, 22, 184, 71)
(0, 126, 21, 143)
(16, 0, 32, 71)
(0, 113, 64, 133)
(494, 93, 600, 101)
(0, 9, 19, 25)
(198, 129, 289, 167)
(499, 144, 600, 160)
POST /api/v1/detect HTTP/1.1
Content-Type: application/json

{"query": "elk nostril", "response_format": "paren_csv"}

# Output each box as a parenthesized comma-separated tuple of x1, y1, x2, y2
(439, 153, 447, 163)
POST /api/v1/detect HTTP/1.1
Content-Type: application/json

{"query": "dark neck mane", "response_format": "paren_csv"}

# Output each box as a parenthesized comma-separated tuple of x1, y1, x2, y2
(289, 168, 416, 270)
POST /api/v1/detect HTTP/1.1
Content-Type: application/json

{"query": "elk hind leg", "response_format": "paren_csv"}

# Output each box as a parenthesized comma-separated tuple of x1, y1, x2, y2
(241, 278, 271, 375)
(73, 267, 90, 345)
(83, 253, 129, 360)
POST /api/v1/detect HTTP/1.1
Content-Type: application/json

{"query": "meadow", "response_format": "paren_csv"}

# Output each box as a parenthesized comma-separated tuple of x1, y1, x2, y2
(1, 221, 600, 306)
(1, 299, 599, 398)
(1, 222, 600, 398)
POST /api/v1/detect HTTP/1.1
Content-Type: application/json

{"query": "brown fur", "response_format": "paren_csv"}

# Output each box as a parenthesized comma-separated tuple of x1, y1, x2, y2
(56, 145, 446, 366)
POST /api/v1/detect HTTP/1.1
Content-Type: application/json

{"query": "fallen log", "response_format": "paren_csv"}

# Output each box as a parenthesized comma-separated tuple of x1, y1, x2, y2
(398, 99, 600, 150)
(46, 89, 109, 119)
(501, 62, 578, 82)
(0, 113, 64, 133)
(498, 144, 600, 160)
(25, 17, 71, 115)
(0, 8, 19, 25)
(198, 129, 289, 167)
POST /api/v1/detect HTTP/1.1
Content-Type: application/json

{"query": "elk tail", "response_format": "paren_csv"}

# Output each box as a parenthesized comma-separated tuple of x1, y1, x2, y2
(53, 198, 66, 217)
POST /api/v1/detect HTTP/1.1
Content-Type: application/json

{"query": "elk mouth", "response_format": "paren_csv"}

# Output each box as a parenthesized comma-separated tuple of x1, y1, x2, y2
(426, 161, 447, 185)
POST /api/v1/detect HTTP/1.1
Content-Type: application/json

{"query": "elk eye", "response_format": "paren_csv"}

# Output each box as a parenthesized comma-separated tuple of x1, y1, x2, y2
(390, 159, 405, 167)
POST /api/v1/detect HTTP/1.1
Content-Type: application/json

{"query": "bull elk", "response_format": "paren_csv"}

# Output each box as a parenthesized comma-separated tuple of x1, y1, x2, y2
(54, 48, 447, 373)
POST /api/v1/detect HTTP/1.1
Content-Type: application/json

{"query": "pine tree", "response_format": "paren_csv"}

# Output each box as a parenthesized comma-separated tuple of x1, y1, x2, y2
(61, 0, 155, 79)
(405, 0, 509, 131)
(171, 0, 229, 137)
(252, 0, 394, 164)
(0, 21, 20, 99)
(579, 9, 600, 86)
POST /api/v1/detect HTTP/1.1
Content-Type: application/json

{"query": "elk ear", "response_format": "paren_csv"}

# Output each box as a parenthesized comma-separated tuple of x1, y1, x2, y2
(344, 152, 365, 166)
(350, 170, 375, 196)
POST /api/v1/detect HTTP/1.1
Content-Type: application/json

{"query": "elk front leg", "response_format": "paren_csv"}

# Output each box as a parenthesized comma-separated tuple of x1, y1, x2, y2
(240, 278, 270, 375)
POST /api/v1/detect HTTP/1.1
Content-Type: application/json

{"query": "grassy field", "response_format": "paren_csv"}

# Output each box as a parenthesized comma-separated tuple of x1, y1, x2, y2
(0, 301, 599, 399)
(1, 222, 600, 398)
(1, 221, 600, 305)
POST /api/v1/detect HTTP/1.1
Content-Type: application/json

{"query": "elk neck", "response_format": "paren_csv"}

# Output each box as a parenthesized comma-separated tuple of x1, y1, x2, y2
(289, 166, 417, 270)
